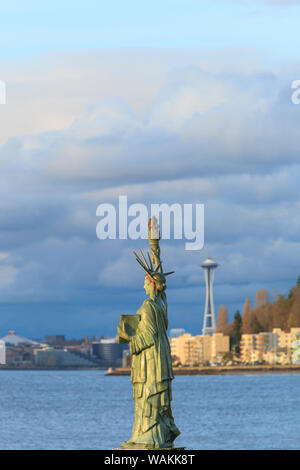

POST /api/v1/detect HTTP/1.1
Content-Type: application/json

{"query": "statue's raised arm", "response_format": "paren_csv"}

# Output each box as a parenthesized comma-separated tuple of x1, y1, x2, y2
(148, 216, 161, 272)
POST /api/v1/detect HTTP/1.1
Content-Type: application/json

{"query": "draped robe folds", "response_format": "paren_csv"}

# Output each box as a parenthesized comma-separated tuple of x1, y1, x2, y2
(123, 293, 180, 449)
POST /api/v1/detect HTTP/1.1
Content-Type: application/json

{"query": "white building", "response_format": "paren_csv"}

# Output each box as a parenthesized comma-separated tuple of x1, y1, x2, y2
(292, 332, 300, 364)
(0, 330, 39, 346)
(0, 340, 6, 365)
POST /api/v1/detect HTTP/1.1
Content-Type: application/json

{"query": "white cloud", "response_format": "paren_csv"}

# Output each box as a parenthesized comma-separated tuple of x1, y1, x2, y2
(1, 65, 300, 196)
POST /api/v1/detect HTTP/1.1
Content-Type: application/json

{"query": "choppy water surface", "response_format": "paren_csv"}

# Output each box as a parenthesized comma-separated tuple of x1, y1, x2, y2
(0, 370, 299, 449)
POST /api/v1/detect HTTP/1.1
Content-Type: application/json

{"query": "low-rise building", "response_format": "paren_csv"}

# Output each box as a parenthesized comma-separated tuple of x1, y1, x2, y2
(240, 334, 257, 363)
(292, 332, 300, 364)
(44, 335, 66, 346)
(240, 328, 300, 364)
(92, 338, 129, 367)
(0, 330, 41, 366)
(211, 333, 230, 362)
(0, 340, 5, 365)
(35, 348, 100, 367)
(170, 332, 230, 366)
(170, 333, 199, 365)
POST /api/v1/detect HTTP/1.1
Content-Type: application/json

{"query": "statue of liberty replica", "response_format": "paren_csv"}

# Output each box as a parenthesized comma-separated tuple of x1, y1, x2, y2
(117, 216, 181, 450)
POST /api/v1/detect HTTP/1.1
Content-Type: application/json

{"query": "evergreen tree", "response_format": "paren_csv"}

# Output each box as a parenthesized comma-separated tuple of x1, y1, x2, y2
(231, 310, 242, 352)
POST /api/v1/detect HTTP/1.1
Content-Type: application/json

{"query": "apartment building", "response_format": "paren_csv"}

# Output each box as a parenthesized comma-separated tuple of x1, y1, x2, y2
(211, 333, 230, 362)
(170, 332, 229, 365)
(240, 334, 257, 363)
(240, 328, 300, 364)
(170, 334, 200, 365)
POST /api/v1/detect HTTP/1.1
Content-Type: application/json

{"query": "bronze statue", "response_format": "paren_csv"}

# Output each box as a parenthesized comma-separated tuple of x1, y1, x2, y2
(117, 217, 180, 449)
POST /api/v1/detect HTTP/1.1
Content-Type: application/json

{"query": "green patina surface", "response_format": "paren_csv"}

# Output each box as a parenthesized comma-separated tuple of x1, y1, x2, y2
(117, 217, 180, 450)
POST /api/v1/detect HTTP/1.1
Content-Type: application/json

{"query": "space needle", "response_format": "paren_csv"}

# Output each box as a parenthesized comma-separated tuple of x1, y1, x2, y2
(201, 257, 218, 336)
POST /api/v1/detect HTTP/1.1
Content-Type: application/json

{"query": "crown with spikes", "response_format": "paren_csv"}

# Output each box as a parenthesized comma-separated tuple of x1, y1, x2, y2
(133, 248, 174, 288)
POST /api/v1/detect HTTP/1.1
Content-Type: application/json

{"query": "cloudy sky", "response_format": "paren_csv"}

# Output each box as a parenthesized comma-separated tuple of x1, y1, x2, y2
(0, 0, 300, 339)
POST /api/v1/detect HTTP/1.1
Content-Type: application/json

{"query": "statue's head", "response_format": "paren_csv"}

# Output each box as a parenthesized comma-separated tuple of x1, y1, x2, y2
(151, 272, 167, 292)
(144, 272, 166, 297)
(134, 247, 174, 297)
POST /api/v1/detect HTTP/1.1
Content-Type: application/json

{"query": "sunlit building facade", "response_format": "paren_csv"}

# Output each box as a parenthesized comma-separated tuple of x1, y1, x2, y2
(170, 332, 229, 365)
(240, 328, 300, 364)
(0, 340, 5, 365)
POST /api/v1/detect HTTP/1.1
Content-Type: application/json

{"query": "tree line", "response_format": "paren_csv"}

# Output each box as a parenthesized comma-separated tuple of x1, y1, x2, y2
(216, 278, 300, 352)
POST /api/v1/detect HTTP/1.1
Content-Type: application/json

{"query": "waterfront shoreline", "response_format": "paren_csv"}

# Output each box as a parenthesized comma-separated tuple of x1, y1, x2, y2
(1, 364, 299, 374)
(0, 366, 106, 371)
(106, 365, 300, 376)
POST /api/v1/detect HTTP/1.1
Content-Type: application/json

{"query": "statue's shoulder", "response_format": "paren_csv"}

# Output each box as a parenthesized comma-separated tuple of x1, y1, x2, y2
(142, 298, 156, 314)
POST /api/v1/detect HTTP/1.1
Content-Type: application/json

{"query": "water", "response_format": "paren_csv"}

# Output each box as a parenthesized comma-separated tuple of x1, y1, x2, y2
(0, 370, 299, 450)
